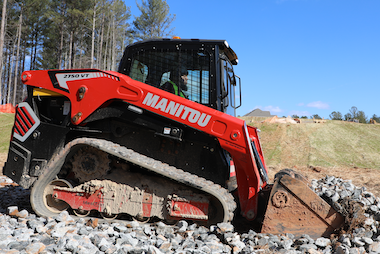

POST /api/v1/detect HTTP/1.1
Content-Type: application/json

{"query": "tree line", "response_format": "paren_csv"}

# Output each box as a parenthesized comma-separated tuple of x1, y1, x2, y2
(290, 106, 378, 124)
(329, 106, 379, 124)
(0, 0, 175, 106)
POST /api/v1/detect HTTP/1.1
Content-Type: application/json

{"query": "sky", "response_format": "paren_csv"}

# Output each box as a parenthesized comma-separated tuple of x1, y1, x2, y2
(128, 0, 380, 119)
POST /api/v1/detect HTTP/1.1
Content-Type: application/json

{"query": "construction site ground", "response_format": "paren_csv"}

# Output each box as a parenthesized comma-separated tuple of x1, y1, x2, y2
(1, 113, 379, 197)
(250, 117, 380, 197)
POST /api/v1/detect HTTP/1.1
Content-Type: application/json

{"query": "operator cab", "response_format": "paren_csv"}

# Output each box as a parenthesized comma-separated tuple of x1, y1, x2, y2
(118, 38, 241, 116)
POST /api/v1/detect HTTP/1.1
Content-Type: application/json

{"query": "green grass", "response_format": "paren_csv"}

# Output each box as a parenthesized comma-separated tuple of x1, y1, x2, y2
(308, 121, 380, 169)
(250, 120, 380, 169)
(1, 113, 379, 170)
(0, 113, 14, 153)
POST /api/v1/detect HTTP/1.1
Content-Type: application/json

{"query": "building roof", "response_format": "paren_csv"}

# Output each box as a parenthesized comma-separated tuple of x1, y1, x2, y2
(244, 108, 274, 117)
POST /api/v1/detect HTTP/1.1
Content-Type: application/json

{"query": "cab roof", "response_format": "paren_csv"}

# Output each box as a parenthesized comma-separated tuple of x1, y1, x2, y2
(126, 38, 238, 65)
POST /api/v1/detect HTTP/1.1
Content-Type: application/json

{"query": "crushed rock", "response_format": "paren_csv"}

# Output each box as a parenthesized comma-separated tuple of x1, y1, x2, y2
(0, 175, 379, 253)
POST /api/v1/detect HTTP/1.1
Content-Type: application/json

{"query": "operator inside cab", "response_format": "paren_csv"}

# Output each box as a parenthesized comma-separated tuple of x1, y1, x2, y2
(160, 69, 188, 98)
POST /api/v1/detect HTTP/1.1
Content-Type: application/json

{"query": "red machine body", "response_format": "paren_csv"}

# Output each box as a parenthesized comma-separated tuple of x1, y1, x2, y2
(21, 68, 268, 220)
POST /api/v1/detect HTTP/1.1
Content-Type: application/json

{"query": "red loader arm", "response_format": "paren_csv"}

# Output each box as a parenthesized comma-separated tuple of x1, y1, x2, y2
(20, 69, 268, 220)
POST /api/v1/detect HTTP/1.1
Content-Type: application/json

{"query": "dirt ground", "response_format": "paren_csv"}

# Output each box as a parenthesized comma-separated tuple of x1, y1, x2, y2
(267, 164, 380, 198)
(0, 152, 379, 198)
(252, 121, 380, 198)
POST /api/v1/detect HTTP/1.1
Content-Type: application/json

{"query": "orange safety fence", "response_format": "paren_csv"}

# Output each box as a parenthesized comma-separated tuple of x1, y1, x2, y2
(0, 103, 15, 113)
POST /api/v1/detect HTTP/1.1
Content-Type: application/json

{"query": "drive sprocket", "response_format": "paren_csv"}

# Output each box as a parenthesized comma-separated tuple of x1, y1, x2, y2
(71, 146, 110, 183)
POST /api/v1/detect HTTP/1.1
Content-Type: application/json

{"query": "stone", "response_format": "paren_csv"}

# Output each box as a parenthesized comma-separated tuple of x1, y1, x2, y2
(39, 236, 55, 246)
(101, 244, 118, 253)
(281, 239, 294, 249)
(170, 238, 181, 250)
(352, 237, 365, 247)
(115, 225, 128, 233)
(78, 227, 89, 235)
(209, 225, 218, 233)
(27, 220, 40, 230)
(143, 225, 153, 236)
(348, 247, 362, 254)
(15, 209, 28, 218)
(362, 237, 373, 245)
(331, 192, 340, 202)
(231, 239, 246, 250)
(66, 238, 79, 251)
(187, 223, 197, 231)
(124, 233, 139, 247)
(54, 211, 74, 223)
(335, 245, 349, 254)
(365, 217, 375, 226)
(315, 237, 331, 247)
(370, 205, 379, 213)
(51, 226, 77, 238)
(7, 241, 29, 251)
(97, 237, 111, 248)
(7, 206, 19, 216)
(298, 244, 317, 252)
(340, 190, 350, 199)
(25, 242, 46, 254)
(147, 245, 163, 254)
(307, 249, 323, 254)
(177, 220, 188, 233)
(205, 241, 224, 253)
(86, 218, 98, 228)
(295, 237, 309, 245)
(369, 242, 380, 253)
(216, 222, 234, 233)
(125, 220, 140, 229)
(257, 237, 269, 246)
(35, 225, 48, 234)
(159, 241, 171, 252)
(339, 236, 352, 247)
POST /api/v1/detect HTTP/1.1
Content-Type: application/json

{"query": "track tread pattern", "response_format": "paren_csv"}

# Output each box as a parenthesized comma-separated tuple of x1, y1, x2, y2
(86, 138, 237, 222)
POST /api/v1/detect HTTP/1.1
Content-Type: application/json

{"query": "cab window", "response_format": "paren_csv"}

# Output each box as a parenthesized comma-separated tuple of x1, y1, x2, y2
(127, 48, 211, 105)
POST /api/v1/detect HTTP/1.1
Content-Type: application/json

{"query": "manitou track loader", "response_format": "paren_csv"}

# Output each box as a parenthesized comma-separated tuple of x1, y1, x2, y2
(4, 38, 343, 238)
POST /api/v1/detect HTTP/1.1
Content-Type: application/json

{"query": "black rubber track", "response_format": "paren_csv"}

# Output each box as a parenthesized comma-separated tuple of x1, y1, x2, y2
(31, 138, 237, 224)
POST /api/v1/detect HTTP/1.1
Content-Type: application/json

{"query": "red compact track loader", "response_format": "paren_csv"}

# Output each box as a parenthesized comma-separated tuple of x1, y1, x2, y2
(4, 38, 343, 238)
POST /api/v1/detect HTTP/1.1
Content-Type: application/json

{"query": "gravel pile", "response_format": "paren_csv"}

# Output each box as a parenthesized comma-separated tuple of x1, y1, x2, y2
(1, 175, 380, 254)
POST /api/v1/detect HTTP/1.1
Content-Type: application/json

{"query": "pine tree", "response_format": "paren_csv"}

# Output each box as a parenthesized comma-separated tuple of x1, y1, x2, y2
(132, 0, 175, 41)
(0, 0, 132, 104)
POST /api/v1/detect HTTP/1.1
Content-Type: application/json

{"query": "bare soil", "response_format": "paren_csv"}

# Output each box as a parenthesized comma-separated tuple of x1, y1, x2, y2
(267, 165, 380, 198)
(250, 120, 380, 197)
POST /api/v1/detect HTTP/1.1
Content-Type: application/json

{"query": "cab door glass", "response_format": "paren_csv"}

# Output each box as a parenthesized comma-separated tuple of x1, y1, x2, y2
(221, 58, 236, 116)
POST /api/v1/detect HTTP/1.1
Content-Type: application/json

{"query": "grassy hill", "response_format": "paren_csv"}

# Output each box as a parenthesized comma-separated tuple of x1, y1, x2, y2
(0, 113, 14, 153)
(250, 120, 380, 170)
(0, 113, 378, 169)
(0, 113, 378, 194)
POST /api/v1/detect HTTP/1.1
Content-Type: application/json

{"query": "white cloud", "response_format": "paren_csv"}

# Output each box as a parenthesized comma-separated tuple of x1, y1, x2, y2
(306, 101, 330, 110)
(263, 105, 283, 113)
(288, 110, 311, 117)
(252, 105, 283, 114)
